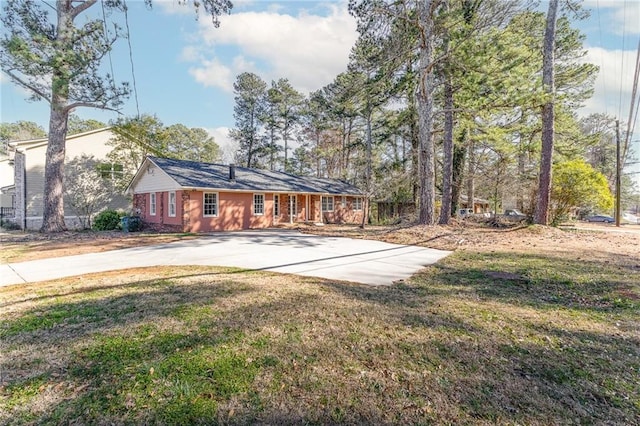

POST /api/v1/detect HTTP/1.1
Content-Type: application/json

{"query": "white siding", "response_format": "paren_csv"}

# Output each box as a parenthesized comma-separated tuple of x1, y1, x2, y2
(10, 128, 130, 229)
(132, 164, 181, 193)
(24, 129, 126, 221)
(0, 158, 14, 208)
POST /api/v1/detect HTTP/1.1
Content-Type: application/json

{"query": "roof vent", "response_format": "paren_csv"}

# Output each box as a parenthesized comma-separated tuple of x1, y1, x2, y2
(229, 163, 236, 181)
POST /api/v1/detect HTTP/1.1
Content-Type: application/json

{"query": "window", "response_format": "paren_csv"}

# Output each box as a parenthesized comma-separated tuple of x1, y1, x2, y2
(97, 162, 123, 180)
(341, 196, 346, 208)
(150, 193, 156, 216)
(354, 197, 363, 211)
(169, 191, 176, 217)
(274, 194, 280, 216)
(321, 196, 334, 212)
(204, 192, 218, 217)
(254, 193, 264, 215)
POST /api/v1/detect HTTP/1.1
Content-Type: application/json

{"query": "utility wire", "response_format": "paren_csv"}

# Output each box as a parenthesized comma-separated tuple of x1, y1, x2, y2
(101, 0, 117, 91)
(42, 1, 56, 12)
(624, 38, 640, 162)
(617, 0, 627, 119)
(595, 0, 608, 115)
(123, 0, 140, 118)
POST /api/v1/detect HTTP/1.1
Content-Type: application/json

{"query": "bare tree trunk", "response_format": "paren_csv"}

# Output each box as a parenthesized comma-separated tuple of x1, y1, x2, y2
(41, 96, 69, 232)
(41, 1, 75, 233)
(284, 133, 289, 173)
(517, 148, 525, 211)
(409, 91, 419, 204)
(451, 133, 466, 217)
(361, 108, 373, 229)
(534, 0, 558, 225)
(467, 137, 475, 213)
(416, 0, 436, 225)
(439, 73, 454, 224)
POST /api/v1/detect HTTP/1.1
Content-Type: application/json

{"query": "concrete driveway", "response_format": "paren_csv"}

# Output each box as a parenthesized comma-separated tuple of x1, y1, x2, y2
(0, 230, 451, 287)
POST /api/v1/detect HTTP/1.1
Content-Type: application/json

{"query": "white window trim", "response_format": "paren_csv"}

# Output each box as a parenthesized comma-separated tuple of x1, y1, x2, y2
(203, 192, 218, 217)
(322, 195, 334, 212)
(273, 194, 280, 217)
(168, 191, 176, 217)
(354, 197, 363, 211)
(150, 193, 156, 216)
(253, 193, 265, 216)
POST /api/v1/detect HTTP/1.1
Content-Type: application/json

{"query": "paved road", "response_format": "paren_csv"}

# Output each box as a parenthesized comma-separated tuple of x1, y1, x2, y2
(0, 230, 451, 287)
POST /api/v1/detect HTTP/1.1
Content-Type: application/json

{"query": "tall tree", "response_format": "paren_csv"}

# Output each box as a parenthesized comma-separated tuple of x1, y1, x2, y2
(163, 124, 220, 163)
(416, 0, 439, 225)
(0, 0, 232, 232)
(107, 114, 168, 190)
(263, 84, 282, 171)
(269, 78, 304, 173)
(533, 0, 559, 225)
(230, 72, 267, 168)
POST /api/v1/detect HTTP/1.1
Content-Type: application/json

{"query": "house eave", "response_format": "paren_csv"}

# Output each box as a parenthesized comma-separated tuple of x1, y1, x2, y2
(131, 186, 364, 197)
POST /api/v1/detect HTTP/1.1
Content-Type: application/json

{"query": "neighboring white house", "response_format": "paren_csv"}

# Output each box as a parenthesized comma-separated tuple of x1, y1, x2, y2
(3, 127, 128, 230)
(0, 155, 15, 209)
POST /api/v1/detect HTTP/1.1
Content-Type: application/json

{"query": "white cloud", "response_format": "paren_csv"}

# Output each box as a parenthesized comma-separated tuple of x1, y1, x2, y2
(189, 58, 235, 92)
(180, 45, 201, 62)
(583, 0, 640, 36)
(581, 46, 638, 120)
(611, 2, 640, 35)
(186, 2, 357, 94)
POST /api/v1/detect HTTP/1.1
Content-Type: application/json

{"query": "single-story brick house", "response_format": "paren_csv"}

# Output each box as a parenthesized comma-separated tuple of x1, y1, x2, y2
(127, 156, 365, 232)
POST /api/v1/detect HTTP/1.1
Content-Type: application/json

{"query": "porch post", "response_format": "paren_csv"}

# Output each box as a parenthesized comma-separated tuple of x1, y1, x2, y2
(290, 194, 294, 224)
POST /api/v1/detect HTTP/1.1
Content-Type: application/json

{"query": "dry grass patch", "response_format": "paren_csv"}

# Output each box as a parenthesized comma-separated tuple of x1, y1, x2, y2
(1, 236, 638, 425)
(0, 231, 199, 264)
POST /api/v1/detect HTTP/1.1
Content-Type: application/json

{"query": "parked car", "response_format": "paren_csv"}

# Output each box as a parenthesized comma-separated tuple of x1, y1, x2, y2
(586, 215, 614, 223)
(503, 209, 527, 221)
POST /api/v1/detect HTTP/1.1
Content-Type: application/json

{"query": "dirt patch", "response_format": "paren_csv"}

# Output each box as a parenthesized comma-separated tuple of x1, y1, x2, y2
(298, 221, 640, 267)
(2, 223, 638, 268)
(0, 231, 199, 264)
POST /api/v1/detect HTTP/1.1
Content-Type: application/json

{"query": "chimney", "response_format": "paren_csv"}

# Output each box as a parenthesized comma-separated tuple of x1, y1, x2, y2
(229, 163, 236, 181)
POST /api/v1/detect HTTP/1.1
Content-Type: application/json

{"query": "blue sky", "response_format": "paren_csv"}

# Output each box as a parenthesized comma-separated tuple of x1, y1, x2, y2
(1, 0, 639, 181)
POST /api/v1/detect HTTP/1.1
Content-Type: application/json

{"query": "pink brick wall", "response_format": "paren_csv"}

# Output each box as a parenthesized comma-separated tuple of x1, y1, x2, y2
(134, 191, 364, 232)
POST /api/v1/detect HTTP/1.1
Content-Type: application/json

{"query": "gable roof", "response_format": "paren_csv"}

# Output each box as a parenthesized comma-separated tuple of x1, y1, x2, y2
(7, 127, 113, 151)
(129, 156, 363, 196)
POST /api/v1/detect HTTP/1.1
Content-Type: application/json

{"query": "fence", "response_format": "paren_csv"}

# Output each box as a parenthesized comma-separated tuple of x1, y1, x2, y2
(0, 207, 16, 227)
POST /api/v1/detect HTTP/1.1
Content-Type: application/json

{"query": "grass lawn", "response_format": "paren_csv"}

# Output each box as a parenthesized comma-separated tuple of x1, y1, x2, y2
(1, 230, 639, 424)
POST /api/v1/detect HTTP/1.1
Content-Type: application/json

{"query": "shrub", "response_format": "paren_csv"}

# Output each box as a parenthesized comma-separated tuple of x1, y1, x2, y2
(93, 210, 122, 231)
(0, 220, 21, 231)
(121, 215, 142, 232)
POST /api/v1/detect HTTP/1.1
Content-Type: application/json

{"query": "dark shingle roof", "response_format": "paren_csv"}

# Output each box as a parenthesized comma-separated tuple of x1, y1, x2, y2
(149, 156, 363, 195)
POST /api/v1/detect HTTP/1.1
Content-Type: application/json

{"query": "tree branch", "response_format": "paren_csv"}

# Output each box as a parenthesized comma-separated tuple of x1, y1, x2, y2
(70, 0, 98, 18)
(64, 101, 121, 113)
(2, 70, 51, 103)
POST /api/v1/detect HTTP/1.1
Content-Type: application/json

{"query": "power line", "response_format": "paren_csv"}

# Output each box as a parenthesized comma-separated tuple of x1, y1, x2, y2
(624, 38, 640, 162)
(617, 0, 627, 119)
(100, 0, 116, 91)
(595, 0, 608, 115)
(123, 0, 140, 118)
